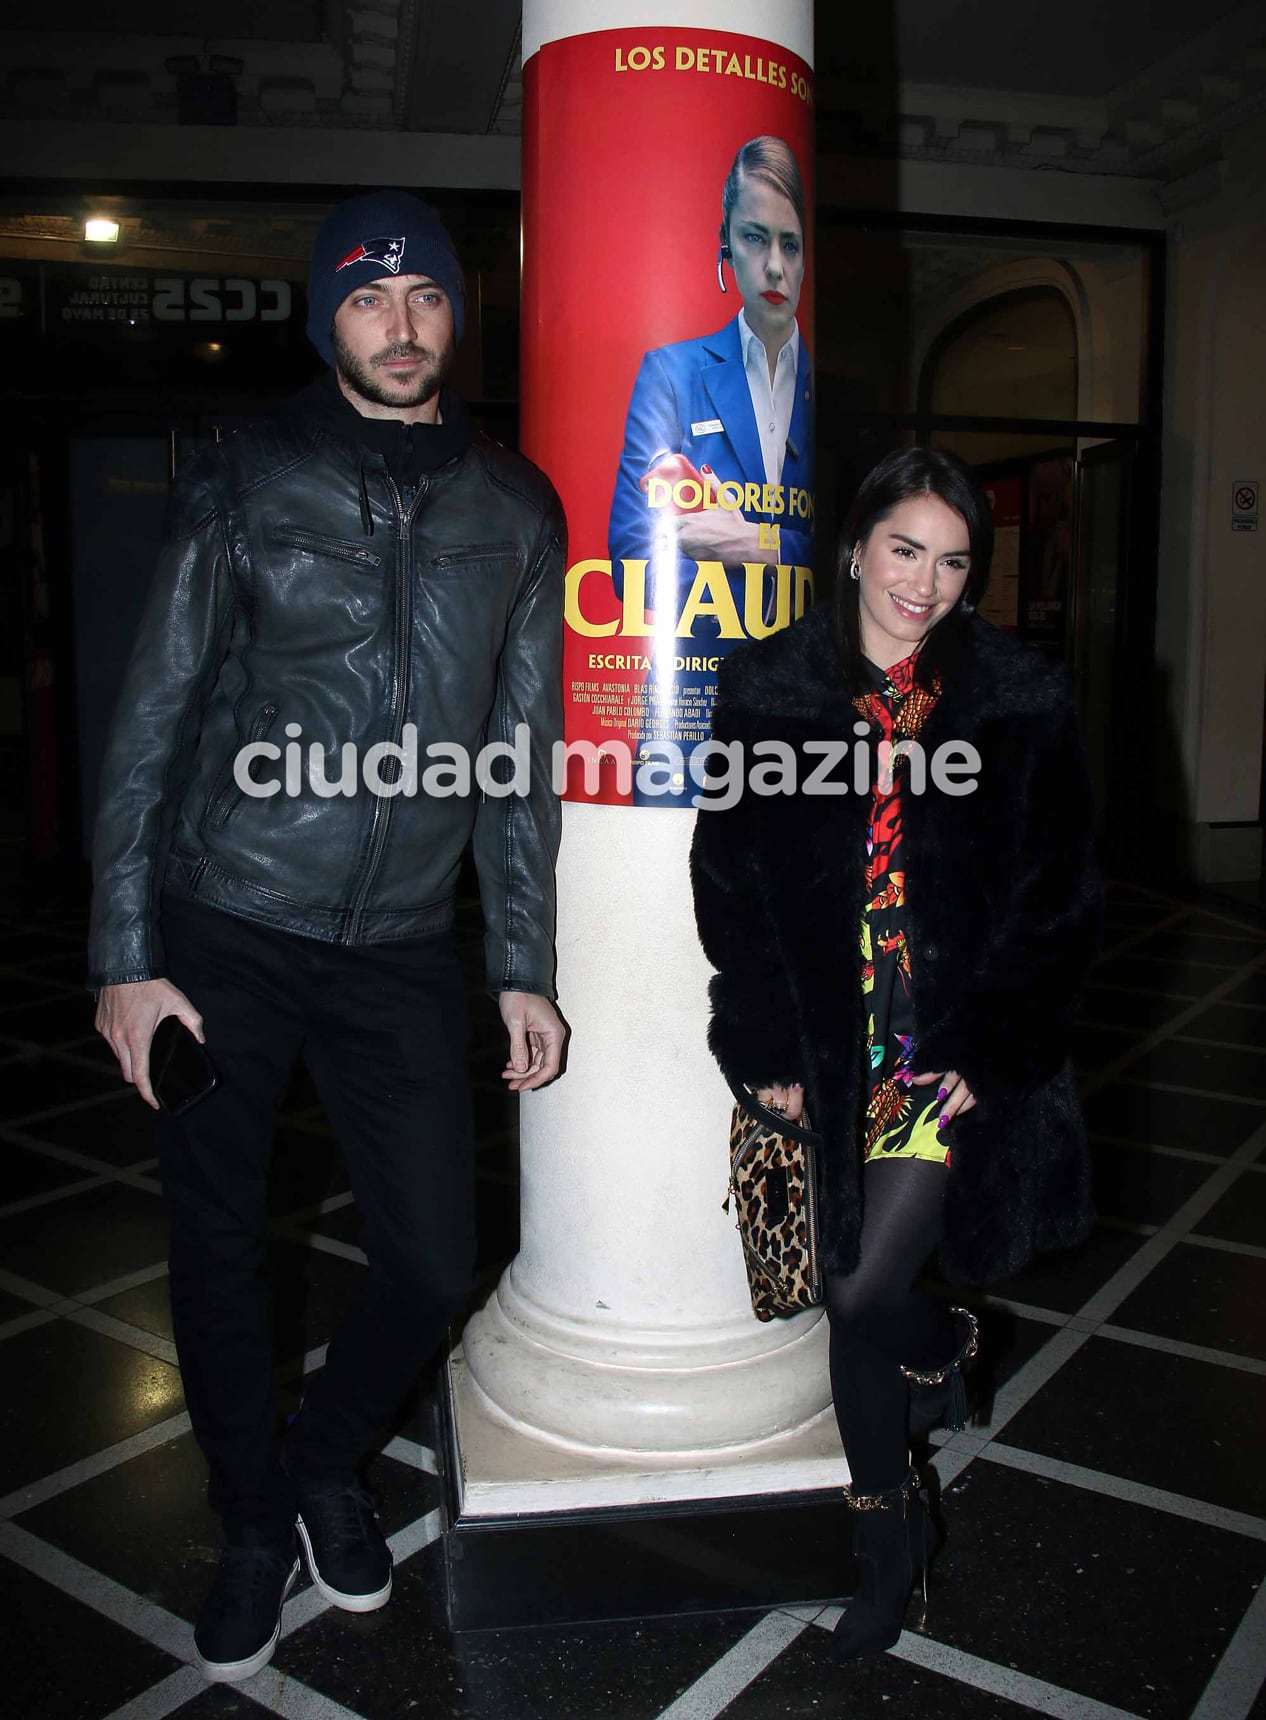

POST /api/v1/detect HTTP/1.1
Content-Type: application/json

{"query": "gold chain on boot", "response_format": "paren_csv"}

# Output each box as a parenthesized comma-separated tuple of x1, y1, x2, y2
(841, 1470, 922, 1512)
(900, 1307, 979, 1386)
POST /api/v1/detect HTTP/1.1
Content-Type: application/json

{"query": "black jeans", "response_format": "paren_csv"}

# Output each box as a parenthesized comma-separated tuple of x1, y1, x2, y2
(156, 895, 477, 1541)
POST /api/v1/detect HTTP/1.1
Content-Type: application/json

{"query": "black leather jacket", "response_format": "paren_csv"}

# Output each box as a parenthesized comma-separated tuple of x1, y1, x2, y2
(88, 390, 565, 997)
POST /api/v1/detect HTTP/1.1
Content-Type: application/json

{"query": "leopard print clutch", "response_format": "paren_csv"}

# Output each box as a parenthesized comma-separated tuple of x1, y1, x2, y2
(724, 1087, 824, 1322)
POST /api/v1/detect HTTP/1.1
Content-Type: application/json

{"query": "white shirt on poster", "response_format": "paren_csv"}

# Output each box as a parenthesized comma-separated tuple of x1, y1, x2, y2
(737, 309, 800, 490)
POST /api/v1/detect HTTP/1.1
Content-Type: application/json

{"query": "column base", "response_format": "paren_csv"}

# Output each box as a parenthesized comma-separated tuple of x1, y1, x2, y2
(442, 1354, 854, 1631)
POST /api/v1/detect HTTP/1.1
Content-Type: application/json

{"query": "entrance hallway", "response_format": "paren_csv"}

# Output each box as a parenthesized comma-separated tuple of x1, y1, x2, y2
(2, 877, 1264, 1720)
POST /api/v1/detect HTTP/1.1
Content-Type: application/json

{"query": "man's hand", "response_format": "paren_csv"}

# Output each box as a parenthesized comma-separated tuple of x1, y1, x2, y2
(498, 991, 565, 1092)
(753, 1082, 805, 1122)
(95, 979, 203, 1110)
(911, 1068, 977, 1130)
(675, 508, 766, 566)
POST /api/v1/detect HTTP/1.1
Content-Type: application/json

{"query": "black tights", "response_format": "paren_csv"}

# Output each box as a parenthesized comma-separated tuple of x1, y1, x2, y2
(826, 1158, 953, 1495)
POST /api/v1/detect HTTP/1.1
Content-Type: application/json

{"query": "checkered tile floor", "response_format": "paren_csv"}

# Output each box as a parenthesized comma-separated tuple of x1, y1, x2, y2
(1, 883, 1264, 1719)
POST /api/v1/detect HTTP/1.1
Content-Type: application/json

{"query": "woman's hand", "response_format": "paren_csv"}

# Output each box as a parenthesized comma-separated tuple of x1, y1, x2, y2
(911, 1068, 976, 1130)
(753, 1082, 805, 1122)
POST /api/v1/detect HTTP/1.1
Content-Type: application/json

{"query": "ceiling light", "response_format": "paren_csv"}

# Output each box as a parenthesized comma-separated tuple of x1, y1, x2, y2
(84, 217, 120, 243)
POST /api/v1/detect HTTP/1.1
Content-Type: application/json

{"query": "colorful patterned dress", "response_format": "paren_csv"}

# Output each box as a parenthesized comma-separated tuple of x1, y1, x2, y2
(853, 653, 950, 1167)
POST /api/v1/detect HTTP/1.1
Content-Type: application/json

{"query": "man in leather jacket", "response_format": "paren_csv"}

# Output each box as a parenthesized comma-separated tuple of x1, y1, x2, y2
(89, 190, 566, 1683)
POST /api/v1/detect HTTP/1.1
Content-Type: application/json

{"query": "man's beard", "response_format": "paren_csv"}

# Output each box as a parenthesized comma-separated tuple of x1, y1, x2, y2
(332, 329, 453, 411)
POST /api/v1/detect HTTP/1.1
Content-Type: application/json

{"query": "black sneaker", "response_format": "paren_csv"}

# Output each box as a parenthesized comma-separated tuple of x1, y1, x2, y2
(193, 1533, 299, 1683)
(294, 1478, 392, 1612)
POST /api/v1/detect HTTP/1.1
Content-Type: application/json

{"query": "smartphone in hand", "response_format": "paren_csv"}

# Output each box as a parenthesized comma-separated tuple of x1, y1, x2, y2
(150, 1016, 218, 1115)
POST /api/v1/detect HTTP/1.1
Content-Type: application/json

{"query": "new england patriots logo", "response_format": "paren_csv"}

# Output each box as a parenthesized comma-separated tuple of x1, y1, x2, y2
(335, 235, 406, 275)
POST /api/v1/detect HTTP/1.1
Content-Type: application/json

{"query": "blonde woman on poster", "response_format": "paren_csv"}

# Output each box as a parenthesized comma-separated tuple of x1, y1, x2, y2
(608, 135, 814, 801)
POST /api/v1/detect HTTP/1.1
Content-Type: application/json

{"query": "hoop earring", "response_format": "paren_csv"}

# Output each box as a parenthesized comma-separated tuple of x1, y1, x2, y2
(716, 248, 728, 293)
(849, 558, 861, 582)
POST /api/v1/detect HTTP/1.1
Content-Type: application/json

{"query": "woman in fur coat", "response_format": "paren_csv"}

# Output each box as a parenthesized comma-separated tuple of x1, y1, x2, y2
(690, 447, 1101, 1660)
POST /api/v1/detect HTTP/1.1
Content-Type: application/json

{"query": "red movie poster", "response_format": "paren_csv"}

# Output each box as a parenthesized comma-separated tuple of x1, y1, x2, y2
(522, 26, 815, 806)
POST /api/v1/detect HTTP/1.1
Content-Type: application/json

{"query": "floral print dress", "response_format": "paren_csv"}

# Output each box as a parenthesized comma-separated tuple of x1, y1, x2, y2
(854, 653, 950, 1167)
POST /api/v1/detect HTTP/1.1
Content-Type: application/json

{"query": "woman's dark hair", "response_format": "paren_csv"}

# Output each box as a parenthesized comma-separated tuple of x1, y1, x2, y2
(834, 446, 994, 690)
(719, 136, 806, 250)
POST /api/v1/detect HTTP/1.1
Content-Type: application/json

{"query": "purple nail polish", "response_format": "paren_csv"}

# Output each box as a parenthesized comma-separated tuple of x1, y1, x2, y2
(938, 1113, 948, 1130)
(937, 1085, 948, 1101)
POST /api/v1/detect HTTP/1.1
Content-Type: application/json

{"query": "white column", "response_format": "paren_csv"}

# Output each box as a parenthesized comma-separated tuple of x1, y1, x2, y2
(449, 0, 840, 1517)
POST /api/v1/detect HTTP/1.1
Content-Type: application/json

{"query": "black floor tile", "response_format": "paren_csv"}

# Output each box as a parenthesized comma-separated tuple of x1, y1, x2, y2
(0, 929, 75, 964)
(94, 1274, 174, 1340)
(1183, 1001, 1266, 1048)
(18, 1430, 221, 1622)
(1078, 985, 1192, 1032)
(0, 971, 71, 1013)
(0, 1319, 184, 1494)
(3, 1554, 180, 1718)
(1112, 1241, 1266, 1360)
(963, 1311, 1053, 1421)
(1083, 1083, 1264, 1154)
(0, 1285, 46, 1322)
(169, 1688, 275, 1716)
(1101, 902, 1179, 932)
(917, 1459, 1265, 1717)
(1090, 955, 1218, 998)
(1132, 1039, 1266, 1102)
(988, 1224, 1146, 1314)
(1184, 910, 1266, 938)
(0, 1180, 169, 1296)
(1191, 1172, 1266, 1245)
(19, 1433, 439, 1625)
(61, 1036, 122, 1070)
(273, 1536, 757, 1720)
(1091, 1141, 1213, 1226)
(726, 1620, 1035, 1719)
(0, 1136, 99, 1203)
(57, 1209, 367, 1354)
(11, 1089, 157, 1164)
(1225, 972, 1266, 1009)
(1070, 1022, 1142, 1075)
(1128, 931, 1266, 968)
(0, 1050, 122, 1123)
(21, 949, 90, 985)
(0, 988, 97, 1046)
(1000, 1334, 1266, 1515)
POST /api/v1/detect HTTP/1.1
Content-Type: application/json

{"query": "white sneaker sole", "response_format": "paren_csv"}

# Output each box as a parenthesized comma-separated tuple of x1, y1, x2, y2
(295, 1514, 392, 1612)
(194, 1558, 299, 1683)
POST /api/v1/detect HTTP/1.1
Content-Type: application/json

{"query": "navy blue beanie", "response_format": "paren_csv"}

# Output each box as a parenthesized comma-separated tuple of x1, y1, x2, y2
(306, 189, 465, 365)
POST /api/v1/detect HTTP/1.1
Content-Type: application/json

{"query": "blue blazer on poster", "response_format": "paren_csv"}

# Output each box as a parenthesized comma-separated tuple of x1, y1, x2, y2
(608, 315, 814, 580)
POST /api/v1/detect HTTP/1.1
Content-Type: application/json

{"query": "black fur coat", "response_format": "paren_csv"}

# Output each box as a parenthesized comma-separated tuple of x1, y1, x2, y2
(690, 606, 1101, 1286)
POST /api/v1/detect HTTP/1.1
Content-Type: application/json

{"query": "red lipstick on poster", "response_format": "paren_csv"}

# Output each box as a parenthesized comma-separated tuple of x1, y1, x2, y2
(761, 290, 787, 303)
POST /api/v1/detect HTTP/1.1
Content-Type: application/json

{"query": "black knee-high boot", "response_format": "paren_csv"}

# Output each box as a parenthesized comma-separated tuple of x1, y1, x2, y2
(829, 1471, 935, 1662)
(905, 1307, 980, 1438)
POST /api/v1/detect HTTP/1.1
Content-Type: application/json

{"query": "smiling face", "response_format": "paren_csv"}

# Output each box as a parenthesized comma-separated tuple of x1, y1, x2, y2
(726, 174, 804, 350)
(854, 493, 972, 669)
(331, 272, 456, 420)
